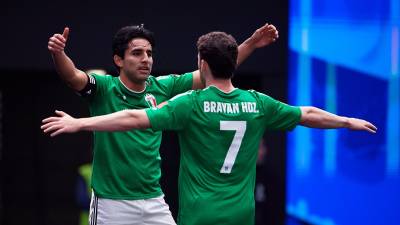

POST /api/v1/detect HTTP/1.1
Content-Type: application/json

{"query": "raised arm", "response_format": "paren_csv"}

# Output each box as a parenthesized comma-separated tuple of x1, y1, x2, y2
(236, 23, 278, 65)
(299, 106, 377, 133)
(48, 27, 88, 91)
(191, 23, 279, 89)
(41, 110, 151, 137)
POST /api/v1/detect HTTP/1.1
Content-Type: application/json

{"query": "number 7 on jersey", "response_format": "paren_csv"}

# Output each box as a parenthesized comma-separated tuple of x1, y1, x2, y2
(220, 121, 247, 174)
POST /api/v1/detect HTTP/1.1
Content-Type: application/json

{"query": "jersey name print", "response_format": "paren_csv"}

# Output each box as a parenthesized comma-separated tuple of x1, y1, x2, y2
(203, 101, 259, 114)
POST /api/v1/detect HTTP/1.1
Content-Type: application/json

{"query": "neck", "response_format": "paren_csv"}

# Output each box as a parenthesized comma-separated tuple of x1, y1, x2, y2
(119, 73, 146, 92)
(205, 77, 235, 93)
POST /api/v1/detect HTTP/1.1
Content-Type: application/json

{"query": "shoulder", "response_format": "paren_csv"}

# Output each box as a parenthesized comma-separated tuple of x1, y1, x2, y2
(148, 73, 194, 94)
(169, 90, 195, 102)
(146, 74, 172, 88)
(152, 72, 193, 83)
(247, 89, 275, 101)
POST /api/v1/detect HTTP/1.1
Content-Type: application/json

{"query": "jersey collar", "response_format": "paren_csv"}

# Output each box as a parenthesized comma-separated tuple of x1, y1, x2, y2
(118, 77, 147, 95)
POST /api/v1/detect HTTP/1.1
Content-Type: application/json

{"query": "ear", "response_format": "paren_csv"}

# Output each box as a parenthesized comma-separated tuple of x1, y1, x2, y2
(113, 55, 123, 68)
(201, 59, 210, 72)
(197, 54, 201, 69)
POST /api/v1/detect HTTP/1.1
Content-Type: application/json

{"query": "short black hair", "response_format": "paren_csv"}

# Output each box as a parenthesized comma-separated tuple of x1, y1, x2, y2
(112, 24, 155, 71)
(197, 31, 238, 79)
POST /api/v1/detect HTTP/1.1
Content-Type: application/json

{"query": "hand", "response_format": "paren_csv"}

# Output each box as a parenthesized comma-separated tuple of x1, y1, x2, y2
(41, 110, 81, 137)
(246, 23, 279, 48)
(48, 27, 70, 54)
(347, 118, 377, 133)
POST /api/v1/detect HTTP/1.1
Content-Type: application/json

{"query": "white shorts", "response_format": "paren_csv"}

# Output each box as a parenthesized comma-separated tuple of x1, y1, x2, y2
(89, 192, 176, 225)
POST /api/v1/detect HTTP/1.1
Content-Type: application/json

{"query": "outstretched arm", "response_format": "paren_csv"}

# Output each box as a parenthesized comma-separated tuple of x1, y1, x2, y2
(192, 23, 279, 89)
(299, 106, 377, 133)
(41, 110, 151, 137)
(48, 27, 88, 91)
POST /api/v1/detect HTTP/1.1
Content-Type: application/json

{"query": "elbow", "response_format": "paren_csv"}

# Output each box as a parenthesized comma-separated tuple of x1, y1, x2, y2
(299, 106, 321, 127)
(65, 80, 80, 91)
(299, 106, 316, 123)
(65, 71, 87, 91)
(302, 106, 317, 114)
(122, 111, 139, 130)
(124, 110, 149, 130)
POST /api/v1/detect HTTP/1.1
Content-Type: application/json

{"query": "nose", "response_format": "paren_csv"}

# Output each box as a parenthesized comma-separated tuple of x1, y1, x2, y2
(142, 53, 150, 62)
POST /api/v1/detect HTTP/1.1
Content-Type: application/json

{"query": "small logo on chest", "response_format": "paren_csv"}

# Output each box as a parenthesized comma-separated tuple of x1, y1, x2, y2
(145, 93, 157, 108)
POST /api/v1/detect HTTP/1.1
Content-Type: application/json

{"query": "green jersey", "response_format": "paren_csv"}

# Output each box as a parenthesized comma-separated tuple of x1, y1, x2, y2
(146, 86, 301, 225)
(86, 72, 193, 199)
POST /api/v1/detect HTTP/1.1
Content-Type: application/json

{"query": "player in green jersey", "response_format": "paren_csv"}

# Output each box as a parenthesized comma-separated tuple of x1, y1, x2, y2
(43, 31, 377, 225)
(47, 24, 279, 224)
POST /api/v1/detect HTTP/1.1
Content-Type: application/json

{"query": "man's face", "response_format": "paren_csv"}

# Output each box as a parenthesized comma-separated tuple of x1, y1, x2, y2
(119, 38, 153, 83)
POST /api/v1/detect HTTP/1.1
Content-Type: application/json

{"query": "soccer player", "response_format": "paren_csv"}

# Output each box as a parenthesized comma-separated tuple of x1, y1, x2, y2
(43, 31, 376, 225)
(47, 24, 279, 225)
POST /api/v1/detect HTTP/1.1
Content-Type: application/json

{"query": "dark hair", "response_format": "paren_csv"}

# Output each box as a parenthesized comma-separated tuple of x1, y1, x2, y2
(112, 24, 155, 71)
(197, 31, 238, 79)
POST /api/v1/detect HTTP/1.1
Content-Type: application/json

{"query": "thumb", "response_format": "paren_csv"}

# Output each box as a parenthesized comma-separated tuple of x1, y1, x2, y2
(55, 110, 67, 117)
(62, 27, 70, 40)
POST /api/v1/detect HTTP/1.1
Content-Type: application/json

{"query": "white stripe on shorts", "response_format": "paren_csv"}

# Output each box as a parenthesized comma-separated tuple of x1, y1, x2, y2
(89, 192, 98, 225)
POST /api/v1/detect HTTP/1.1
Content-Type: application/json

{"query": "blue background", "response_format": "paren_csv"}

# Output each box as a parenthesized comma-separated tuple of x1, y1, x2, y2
(286, 0, 400, 224)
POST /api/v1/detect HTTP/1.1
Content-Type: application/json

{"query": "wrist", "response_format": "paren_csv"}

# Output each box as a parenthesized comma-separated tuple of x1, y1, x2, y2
(77, 118, 86, 131)
(342, 117, 351, 128)
(242, 38, 257, 51)
(51, 50, 65, 57)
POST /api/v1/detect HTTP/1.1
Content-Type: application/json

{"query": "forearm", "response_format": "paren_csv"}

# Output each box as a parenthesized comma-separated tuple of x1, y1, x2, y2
(237, 39, 257, 66)
(78, 110, 150, 132)
(52, 52, 87, 91)
(299, 106, 350, 129)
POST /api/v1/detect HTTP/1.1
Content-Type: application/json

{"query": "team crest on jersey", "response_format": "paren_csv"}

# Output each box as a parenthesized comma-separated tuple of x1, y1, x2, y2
(145, 93, 157, 108)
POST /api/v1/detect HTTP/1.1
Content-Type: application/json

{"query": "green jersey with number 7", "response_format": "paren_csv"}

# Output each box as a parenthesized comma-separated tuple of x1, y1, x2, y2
(146, 85, 301, 225)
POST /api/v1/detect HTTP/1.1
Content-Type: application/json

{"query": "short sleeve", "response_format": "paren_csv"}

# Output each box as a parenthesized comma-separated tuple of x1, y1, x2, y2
(145, 91, 193, 131)
(83, 73, 112, 101)
(260, 93, 301, 131)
